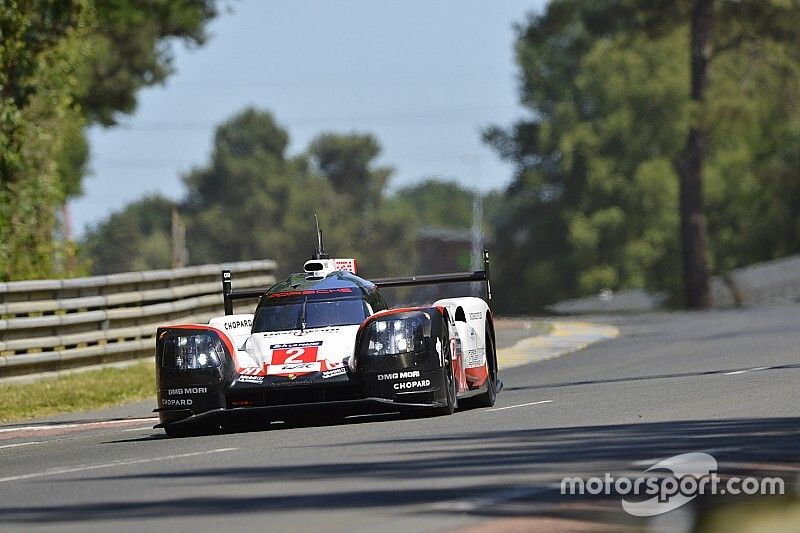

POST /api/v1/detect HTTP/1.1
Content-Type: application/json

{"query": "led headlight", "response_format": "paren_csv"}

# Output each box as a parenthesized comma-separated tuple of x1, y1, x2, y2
(365, 312, 429, 356)
(161, 333, 225, 370)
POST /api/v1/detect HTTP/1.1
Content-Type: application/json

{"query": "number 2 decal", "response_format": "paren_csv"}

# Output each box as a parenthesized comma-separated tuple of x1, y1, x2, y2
(284, 348, 306, 363)
(271, 346, 319, 364)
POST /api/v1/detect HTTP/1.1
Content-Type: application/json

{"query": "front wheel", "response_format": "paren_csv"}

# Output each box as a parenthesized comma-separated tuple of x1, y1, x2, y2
(433, 326, 457, 416)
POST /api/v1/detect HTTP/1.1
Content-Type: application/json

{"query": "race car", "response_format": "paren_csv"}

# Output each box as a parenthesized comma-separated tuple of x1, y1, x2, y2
(154, 229, 500, 437)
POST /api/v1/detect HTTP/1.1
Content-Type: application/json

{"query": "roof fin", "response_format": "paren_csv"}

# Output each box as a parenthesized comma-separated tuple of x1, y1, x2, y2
(312, 214, 330, 260)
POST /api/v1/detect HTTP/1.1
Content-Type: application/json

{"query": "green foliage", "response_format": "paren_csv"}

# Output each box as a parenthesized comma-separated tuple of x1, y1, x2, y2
(81, 0, 219, 126)
(393, 178, 478, 230)
(486, 0, 800, 312)
(0, 360, 155, 423)
(0, 0, 222, 281)
(82, 194, 175, 274)
(308, 132, 392, 214)
(0, 0, 91, 280)
(85, 108, 421, 279)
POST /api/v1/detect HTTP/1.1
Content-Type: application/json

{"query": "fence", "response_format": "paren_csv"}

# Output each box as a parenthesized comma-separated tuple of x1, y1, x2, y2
(0, 260, 276, 380)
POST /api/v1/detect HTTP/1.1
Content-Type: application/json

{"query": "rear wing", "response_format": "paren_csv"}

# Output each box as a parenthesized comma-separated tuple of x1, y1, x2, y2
(372, 250, 492, 301)
(221, 271, 267, 315)
(220, 249, 492, 316)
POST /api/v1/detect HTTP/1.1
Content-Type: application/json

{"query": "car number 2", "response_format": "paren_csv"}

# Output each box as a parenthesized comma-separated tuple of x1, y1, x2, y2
(272, 346, 319, 364)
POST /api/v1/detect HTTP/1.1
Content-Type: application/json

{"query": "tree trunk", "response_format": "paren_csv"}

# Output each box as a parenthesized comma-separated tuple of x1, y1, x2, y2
(676, 0, 713, 309)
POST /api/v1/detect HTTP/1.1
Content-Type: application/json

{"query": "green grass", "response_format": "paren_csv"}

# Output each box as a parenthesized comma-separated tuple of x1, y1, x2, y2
(0, 360, 156, 423)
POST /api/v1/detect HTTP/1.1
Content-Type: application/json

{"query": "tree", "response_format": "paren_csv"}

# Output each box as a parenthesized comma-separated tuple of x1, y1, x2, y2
(486, 0, 800, 312)
(308, 133, 392, 214)
(614, 0, 800, 307)
(0, 0, 90, 280)
(0, 0, 223, 281)
(84, 108, 421, 280)
(182, 108, 321, 268)
(81, 0, 219, 126)
(394, 179, 480, 230)
(82, 195, 175, 274)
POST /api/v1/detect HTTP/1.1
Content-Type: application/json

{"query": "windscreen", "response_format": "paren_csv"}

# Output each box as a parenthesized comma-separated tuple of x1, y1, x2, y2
(252, 298, 369, 333)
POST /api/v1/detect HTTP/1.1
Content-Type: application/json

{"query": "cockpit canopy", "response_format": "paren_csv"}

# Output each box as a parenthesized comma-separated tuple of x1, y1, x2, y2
(252, 298, 371, 333)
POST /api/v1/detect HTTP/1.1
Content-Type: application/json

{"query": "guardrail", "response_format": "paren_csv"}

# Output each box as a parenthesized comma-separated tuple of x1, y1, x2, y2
(0, 260, 276, 380)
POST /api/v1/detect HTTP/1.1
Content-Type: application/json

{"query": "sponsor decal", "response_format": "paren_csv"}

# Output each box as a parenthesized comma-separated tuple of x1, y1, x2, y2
(334, 258, 357, 273)
(236, 375, 264, 384)
(469, 312, 483, 321)
(377, 370, 421, 381)
(167, 387, 208, 396)
(267, 288, 354, 299)
(270, 341, 323, 349)
(271, 345, 320, 364)
(393, 379, 431, 390)
(161, 398, 192, 406)
(465, 348, 485, 368)
(266, 362, 321, 375)
(322, 367, 347, 379)
(223, 318, 252, 330)
(271, 379, 312, 386)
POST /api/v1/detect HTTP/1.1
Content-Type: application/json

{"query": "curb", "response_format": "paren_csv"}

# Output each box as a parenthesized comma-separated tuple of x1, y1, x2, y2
(497, 321, 619, 369)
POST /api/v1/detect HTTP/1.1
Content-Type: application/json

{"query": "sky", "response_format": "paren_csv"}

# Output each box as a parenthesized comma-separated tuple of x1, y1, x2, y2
(70, 0, 547, 235)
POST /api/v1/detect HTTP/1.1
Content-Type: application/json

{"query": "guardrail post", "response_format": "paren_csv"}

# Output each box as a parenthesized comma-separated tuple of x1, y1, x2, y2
(222, 270, 233, 315)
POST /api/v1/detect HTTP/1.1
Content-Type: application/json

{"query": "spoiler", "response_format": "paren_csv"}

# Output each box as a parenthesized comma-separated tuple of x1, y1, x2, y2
(373, 250, 492, 301)
(220, 249, 492, 316)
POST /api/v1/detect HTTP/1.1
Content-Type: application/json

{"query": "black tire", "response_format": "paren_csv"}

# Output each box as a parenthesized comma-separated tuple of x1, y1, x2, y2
(462, 324, 497, 409)
(433, 323, 457, 416)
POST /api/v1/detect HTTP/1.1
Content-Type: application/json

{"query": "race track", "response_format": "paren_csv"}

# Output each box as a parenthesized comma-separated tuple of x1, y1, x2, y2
(1, 304, 799, 531)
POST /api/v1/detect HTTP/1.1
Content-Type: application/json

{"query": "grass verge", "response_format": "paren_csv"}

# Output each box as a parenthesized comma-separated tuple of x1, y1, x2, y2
(0, 360, 156, 423)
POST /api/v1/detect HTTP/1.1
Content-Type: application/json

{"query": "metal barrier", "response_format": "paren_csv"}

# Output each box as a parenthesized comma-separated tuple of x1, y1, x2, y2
(0, 260, 276, 379)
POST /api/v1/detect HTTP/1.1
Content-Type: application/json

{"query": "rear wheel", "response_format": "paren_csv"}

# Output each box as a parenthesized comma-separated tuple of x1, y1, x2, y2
(462, 324, 497, 408)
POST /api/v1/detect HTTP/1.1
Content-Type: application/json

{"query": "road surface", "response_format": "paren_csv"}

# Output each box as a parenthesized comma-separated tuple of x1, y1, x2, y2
(0, 305, 798, 531)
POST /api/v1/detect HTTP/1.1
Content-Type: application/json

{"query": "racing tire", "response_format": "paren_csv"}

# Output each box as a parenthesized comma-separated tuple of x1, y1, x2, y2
(433, 323, 457, 416)
(461, 324, 497, 409)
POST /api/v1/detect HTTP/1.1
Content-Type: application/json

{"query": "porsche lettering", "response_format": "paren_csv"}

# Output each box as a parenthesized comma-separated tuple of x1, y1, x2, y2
(267, 288, 354, 299)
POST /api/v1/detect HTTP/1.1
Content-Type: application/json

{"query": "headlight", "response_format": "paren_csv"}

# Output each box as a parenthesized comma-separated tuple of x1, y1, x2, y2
(365, 312, 429, 356)
(161, 333, 225, 370)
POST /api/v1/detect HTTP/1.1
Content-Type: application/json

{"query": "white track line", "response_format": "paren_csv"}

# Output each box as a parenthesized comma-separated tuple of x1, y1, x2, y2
(0, 441, 42, 450)
(0, 447, 237, 484)
(0, 417, 158, 435)
(487, 400, 553, 412)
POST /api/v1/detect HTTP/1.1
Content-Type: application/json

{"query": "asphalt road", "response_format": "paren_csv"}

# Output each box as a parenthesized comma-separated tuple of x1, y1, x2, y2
(1, 304, 799, 532)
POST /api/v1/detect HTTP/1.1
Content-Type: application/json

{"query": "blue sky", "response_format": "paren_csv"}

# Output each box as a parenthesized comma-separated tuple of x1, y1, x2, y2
(71, 0, 547, 235)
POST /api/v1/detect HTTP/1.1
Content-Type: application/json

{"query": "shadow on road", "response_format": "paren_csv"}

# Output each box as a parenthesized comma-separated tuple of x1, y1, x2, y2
(2, 416, 799, 529)
(504, 363, 800, 392)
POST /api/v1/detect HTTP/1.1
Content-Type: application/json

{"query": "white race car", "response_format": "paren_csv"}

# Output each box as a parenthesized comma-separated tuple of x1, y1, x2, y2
(154, 226, 499, 436)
